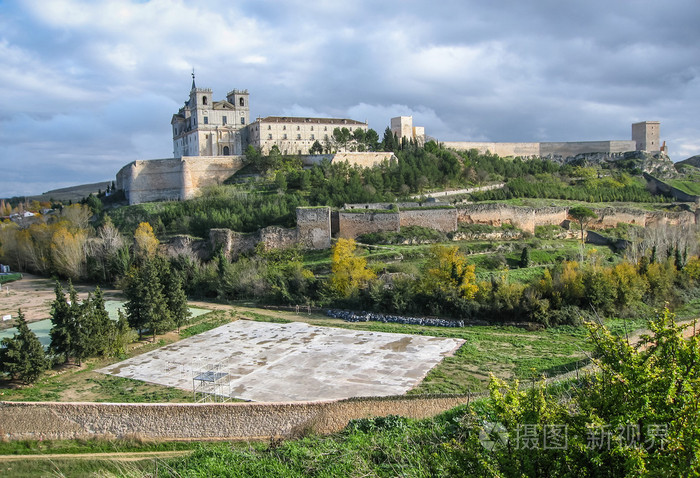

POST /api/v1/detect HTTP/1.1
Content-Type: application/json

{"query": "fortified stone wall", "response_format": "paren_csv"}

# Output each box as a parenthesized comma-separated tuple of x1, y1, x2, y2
(116, 159, 184, 205)
(117, 156, 246, 205)
(400, 208, 458, 233)
(540, 141, 636, 157)
(338, 211, 401, 239)
(442, 142, 540, 157)
(0, 395, 473, 442)
(442, 140, 638, 158)
(181, 156, 246, 200)
(457, 203, 539, 233)
(296, 207, 332, 249)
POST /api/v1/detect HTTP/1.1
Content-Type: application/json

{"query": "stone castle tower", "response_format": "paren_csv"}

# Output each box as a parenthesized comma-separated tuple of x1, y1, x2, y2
(632, 121, 661, 153)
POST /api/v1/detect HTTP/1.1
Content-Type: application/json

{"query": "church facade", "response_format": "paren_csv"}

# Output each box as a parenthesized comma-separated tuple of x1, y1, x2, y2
(171, 76, 368, 158)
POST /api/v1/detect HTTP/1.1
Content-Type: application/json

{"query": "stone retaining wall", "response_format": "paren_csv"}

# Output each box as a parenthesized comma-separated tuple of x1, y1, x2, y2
(0, 395, 472, 442)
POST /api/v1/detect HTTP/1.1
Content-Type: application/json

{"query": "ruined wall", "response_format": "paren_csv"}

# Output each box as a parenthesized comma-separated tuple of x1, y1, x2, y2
(116, 156, 246, 205)
(0, 395, 472, 441)
(592, 207, 647, 228)
(338, 211, 401, 239)
(400, 208, 458, 233)
(296, 207, 332, 249)
(210, 208, 331, 258)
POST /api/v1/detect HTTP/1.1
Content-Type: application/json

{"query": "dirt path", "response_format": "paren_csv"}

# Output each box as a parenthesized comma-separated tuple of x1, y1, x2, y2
(0, 450, 192, 462)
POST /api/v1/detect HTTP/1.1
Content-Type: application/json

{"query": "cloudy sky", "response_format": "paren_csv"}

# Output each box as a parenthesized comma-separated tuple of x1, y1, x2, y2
(1, 0, 698, 197)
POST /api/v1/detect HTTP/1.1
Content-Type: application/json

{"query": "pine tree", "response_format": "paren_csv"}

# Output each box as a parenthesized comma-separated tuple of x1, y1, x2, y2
(0, 309, 48, 383)
(49, 281, 72, 364)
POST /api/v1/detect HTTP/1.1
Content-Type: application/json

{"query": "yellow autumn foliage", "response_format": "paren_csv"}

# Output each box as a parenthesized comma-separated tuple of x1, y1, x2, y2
(329, 238, 376, 297)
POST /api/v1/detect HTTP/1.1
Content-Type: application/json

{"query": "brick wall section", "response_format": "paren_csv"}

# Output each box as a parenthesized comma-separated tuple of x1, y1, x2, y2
(338, 212, 400, 239)
(0, 395, 472, 441)
(400, 209, 458, 233)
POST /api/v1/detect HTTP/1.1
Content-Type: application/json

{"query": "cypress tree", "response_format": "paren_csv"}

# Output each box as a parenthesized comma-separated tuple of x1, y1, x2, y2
(49, 281, 72, 364)
(0, 309, 48, 383)
(166, 270, 190, 333)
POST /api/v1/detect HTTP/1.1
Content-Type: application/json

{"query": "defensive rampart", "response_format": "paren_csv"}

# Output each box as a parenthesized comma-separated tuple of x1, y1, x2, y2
(117, 156, 246, 205)
(0, 395, 472, 441)
(400, 208, 458, 232)
(442, 140, 637, 158)
(338, 211, 401, 239)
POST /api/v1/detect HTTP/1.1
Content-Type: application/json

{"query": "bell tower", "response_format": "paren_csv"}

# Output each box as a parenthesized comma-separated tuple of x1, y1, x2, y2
(226, 89, 250, 126)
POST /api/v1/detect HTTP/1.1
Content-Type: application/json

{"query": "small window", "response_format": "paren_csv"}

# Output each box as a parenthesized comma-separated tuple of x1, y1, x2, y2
(324, 126, 327, 131)
(297, 126, 300, 130)
(311, 134, 315, 140)
(268, 134, 273, 140)
(283, 134, 287, 139)
(222, 116, 227, 125)
(297, 134, 301, 140)
(311, 126, 314, 131)
(283, 125, 286, 130)
(202, 96, 208, 105)
(203, 117, 208, 124)
(239, 97, 244, 107)
(324, 134, 328, 140)
(240, 116, 245, 124)
(268, 125, 271, 130)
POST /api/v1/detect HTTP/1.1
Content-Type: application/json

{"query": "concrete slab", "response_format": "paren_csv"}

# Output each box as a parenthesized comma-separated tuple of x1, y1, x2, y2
(98, 320, 464, 402)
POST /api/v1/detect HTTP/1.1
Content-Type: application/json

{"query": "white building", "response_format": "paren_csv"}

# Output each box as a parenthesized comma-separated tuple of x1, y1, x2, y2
(248, 116, 368, 155)
(172, 76, 367, 157)
(171, 75, 250, 158)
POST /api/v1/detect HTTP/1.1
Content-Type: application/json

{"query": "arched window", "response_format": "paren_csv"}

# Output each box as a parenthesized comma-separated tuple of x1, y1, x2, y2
(239, 97, 244, 107)
(223, 146, 230, 155)
(202, 96, 208, 105)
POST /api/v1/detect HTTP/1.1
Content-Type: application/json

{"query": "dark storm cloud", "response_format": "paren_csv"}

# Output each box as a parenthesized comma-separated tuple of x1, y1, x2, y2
(0, 0, 698, 197)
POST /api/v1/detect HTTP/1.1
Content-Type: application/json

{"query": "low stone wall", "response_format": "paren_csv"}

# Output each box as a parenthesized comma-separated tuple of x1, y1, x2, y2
(0, 395, 472, 442)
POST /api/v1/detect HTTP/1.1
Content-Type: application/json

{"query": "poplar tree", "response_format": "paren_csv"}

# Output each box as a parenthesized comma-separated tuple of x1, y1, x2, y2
(0, 309, 48, 383)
